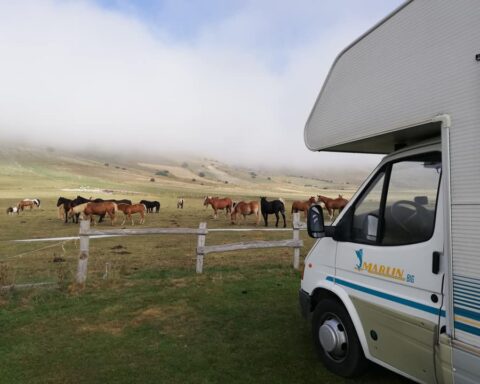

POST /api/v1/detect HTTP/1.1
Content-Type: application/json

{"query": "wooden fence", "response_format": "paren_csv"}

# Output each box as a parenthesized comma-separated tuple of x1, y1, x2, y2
(76, 212, 305, 283)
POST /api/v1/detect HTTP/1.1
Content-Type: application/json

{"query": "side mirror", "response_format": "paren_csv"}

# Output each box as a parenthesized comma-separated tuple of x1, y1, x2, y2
(307, 204, 325, 238)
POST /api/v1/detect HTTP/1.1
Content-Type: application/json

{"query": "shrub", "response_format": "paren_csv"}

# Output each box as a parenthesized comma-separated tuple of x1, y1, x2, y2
(198, 172, 206, 178)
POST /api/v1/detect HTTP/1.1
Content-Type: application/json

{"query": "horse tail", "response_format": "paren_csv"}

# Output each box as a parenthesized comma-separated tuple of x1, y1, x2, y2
(112, 202, 118, 214)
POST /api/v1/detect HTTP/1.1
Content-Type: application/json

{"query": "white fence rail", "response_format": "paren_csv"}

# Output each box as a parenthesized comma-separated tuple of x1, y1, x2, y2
(13, 213, 306, 284)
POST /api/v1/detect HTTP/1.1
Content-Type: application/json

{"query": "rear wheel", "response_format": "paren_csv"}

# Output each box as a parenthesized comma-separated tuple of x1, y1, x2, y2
(312, 298, 367, 377)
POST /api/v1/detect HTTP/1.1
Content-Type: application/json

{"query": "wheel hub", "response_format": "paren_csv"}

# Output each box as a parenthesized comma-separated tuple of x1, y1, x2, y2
(319, 318, 347, 359)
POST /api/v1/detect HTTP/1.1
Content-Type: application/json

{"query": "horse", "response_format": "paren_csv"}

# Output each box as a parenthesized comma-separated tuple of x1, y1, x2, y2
(231, 201, 260, 225)
(56, 197, 72, 220)
(317, 194, 349, 220)
(203, 196, 233, 219)
(260, 197, 286, 228)
(70, 202, 117, 226)
(117, 204, 146, 226)
(177, 198, 184, 209)
(291, 196, 316, 218)
(67, 196, 92, 223)
(6, 206, 19, 215)
(17, 198, 40, 211)
(140, 200, 160, 213)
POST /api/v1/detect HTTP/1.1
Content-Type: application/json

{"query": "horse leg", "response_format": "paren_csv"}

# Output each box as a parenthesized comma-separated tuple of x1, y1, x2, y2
(274, 212, 279, 227)
(121, 213, 126, 226)
(213, 208, 218, 219)
(255, 212, 259, 226)
(281, 212, 286, 228)
(263, 212, 268, 227)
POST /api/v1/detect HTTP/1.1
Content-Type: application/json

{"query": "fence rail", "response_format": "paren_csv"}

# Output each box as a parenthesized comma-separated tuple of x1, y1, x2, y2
(11, 213, 306, 284)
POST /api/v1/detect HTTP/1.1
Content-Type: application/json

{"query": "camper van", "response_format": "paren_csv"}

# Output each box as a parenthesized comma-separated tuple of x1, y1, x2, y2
(299, 1, 480, 383)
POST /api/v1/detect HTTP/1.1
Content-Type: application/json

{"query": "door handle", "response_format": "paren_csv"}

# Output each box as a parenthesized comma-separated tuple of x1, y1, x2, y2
(432, 251, 440, 274)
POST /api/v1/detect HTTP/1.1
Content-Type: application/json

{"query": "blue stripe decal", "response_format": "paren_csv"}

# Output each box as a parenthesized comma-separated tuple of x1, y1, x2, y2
(454, 322, 480, 337)
(454, 307, 480, 322)
(326, 276, 445, 317)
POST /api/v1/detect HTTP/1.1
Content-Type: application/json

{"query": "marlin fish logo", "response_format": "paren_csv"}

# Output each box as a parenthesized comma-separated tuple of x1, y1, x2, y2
(355, 249, 363, 270)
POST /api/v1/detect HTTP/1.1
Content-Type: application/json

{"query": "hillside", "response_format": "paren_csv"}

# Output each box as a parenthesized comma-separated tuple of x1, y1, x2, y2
(0, 144, 360, 200)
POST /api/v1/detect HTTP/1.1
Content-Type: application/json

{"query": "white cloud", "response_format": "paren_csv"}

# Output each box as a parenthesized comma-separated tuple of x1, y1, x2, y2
(0, 0, 388, 171)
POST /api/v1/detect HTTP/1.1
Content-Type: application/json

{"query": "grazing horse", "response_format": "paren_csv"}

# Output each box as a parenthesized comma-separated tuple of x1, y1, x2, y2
(6, 206, 19, 215)
(203, 196, 233, 219)
(260, 197, 286, 228)
(317, 194, 349, 220)
(117, 204, 146, 226)
(291, 196, 316, 218)
(140, 200, 160, 213)
(177, 198, 184, 209)
(231, 201, 260, 225)
(17, 198, 41, 211)
(70, 202, 117, 226)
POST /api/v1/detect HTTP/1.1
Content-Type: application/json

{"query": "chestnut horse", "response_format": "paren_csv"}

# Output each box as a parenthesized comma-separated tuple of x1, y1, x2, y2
(317, 194, 349, 220)
(291, 196, 316, 218)
(203, 196, 233, 219)
(70, 202, 117, 225)
(231, 201, 260, 225)
(118, 203, 146, 226)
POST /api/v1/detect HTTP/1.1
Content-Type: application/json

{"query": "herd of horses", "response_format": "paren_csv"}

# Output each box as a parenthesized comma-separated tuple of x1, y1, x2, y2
(203, 194, 349, 227)
(6, 194, 348, 227)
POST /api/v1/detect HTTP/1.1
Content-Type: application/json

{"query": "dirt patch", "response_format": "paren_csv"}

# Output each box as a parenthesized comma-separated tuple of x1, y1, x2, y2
(130, 302, 197, 337)
(78, 322, 124, 336)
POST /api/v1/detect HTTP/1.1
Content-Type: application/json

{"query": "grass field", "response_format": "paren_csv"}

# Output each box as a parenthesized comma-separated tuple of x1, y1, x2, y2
(0, 146, 408, 383)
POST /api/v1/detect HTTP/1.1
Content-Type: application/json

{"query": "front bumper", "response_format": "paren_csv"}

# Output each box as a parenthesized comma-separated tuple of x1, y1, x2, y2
(298, 289, 311, 319)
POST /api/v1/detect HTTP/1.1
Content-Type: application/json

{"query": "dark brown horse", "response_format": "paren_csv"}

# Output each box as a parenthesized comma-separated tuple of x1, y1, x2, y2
(203, 196, 233, 219)
(117, 203, 146, 226)
(231, 201, 260, 225)
(291, 196, 316, 218)
(317, 194, 349, 220)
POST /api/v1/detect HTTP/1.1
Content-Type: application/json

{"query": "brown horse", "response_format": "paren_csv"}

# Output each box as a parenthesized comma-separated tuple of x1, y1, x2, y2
(231, 201, 260, 225)
(17, 198, 40, 211)
(317, 194, 349, 220)
(117, 203, 146, 226)
(203, 196, 233, 219)
(70, 202, 117, 225)
(291, 196, 316, 218)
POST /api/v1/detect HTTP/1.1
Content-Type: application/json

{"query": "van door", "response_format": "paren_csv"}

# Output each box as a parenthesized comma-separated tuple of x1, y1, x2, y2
(333, 150, 445, 383)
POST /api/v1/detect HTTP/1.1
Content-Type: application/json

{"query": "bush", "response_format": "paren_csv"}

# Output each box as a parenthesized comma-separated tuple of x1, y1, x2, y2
(156, 170, 169, 177)
(198, 172, 206, 178)
(150, 178, 155, 182)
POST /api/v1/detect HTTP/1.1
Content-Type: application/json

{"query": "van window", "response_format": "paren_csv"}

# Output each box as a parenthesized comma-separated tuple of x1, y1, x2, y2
(350, 152, 441, 245)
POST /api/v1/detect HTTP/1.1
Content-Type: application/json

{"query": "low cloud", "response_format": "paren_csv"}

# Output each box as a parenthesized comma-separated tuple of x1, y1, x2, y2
(0, 0, 392, 170)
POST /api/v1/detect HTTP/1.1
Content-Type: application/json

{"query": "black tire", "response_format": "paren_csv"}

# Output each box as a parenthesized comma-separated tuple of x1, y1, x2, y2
(312, 298, 368, 378)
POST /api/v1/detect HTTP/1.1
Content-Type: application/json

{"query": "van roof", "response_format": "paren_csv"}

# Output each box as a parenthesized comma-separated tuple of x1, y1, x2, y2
(304, 1, 476, 154)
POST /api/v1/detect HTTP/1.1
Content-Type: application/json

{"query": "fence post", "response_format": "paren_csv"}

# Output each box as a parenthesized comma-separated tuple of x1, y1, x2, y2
(292, 212, 300, 270)
(196, 222, 207, 274)
(77, 220, 90, 284)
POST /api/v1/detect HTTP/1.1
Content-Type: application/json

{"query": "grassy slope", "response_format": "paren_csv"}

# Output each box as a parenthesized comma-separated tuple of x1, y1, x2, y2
(0, 147, 408, 384)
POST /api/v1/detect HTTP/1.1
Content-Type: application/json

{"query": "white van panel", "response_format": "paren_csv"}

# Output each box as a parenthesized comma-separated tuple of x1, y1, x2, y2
(304, 0, 480, 348)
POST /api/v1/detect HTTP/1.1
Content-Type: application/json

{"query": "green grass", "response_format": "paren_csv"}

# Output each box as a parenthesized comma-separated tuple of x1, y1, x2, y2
(0, 147, 408, 383)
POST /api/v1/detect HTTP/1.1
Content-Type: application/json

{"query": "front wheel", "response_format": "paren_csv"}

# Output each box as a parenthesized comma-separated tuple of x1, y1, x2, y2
(312, 298, 368, 377)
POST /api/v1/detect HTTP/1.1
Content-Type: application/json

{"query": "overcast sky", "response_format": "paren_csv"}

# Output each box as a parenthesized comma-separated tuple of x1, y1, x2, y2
(0, 0, 403, 170)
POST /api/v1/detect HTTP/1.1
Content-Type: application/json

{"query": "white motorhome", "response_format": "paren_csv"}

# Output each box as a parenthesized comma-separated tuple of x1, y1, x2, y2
(299, 1, 480, 383)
